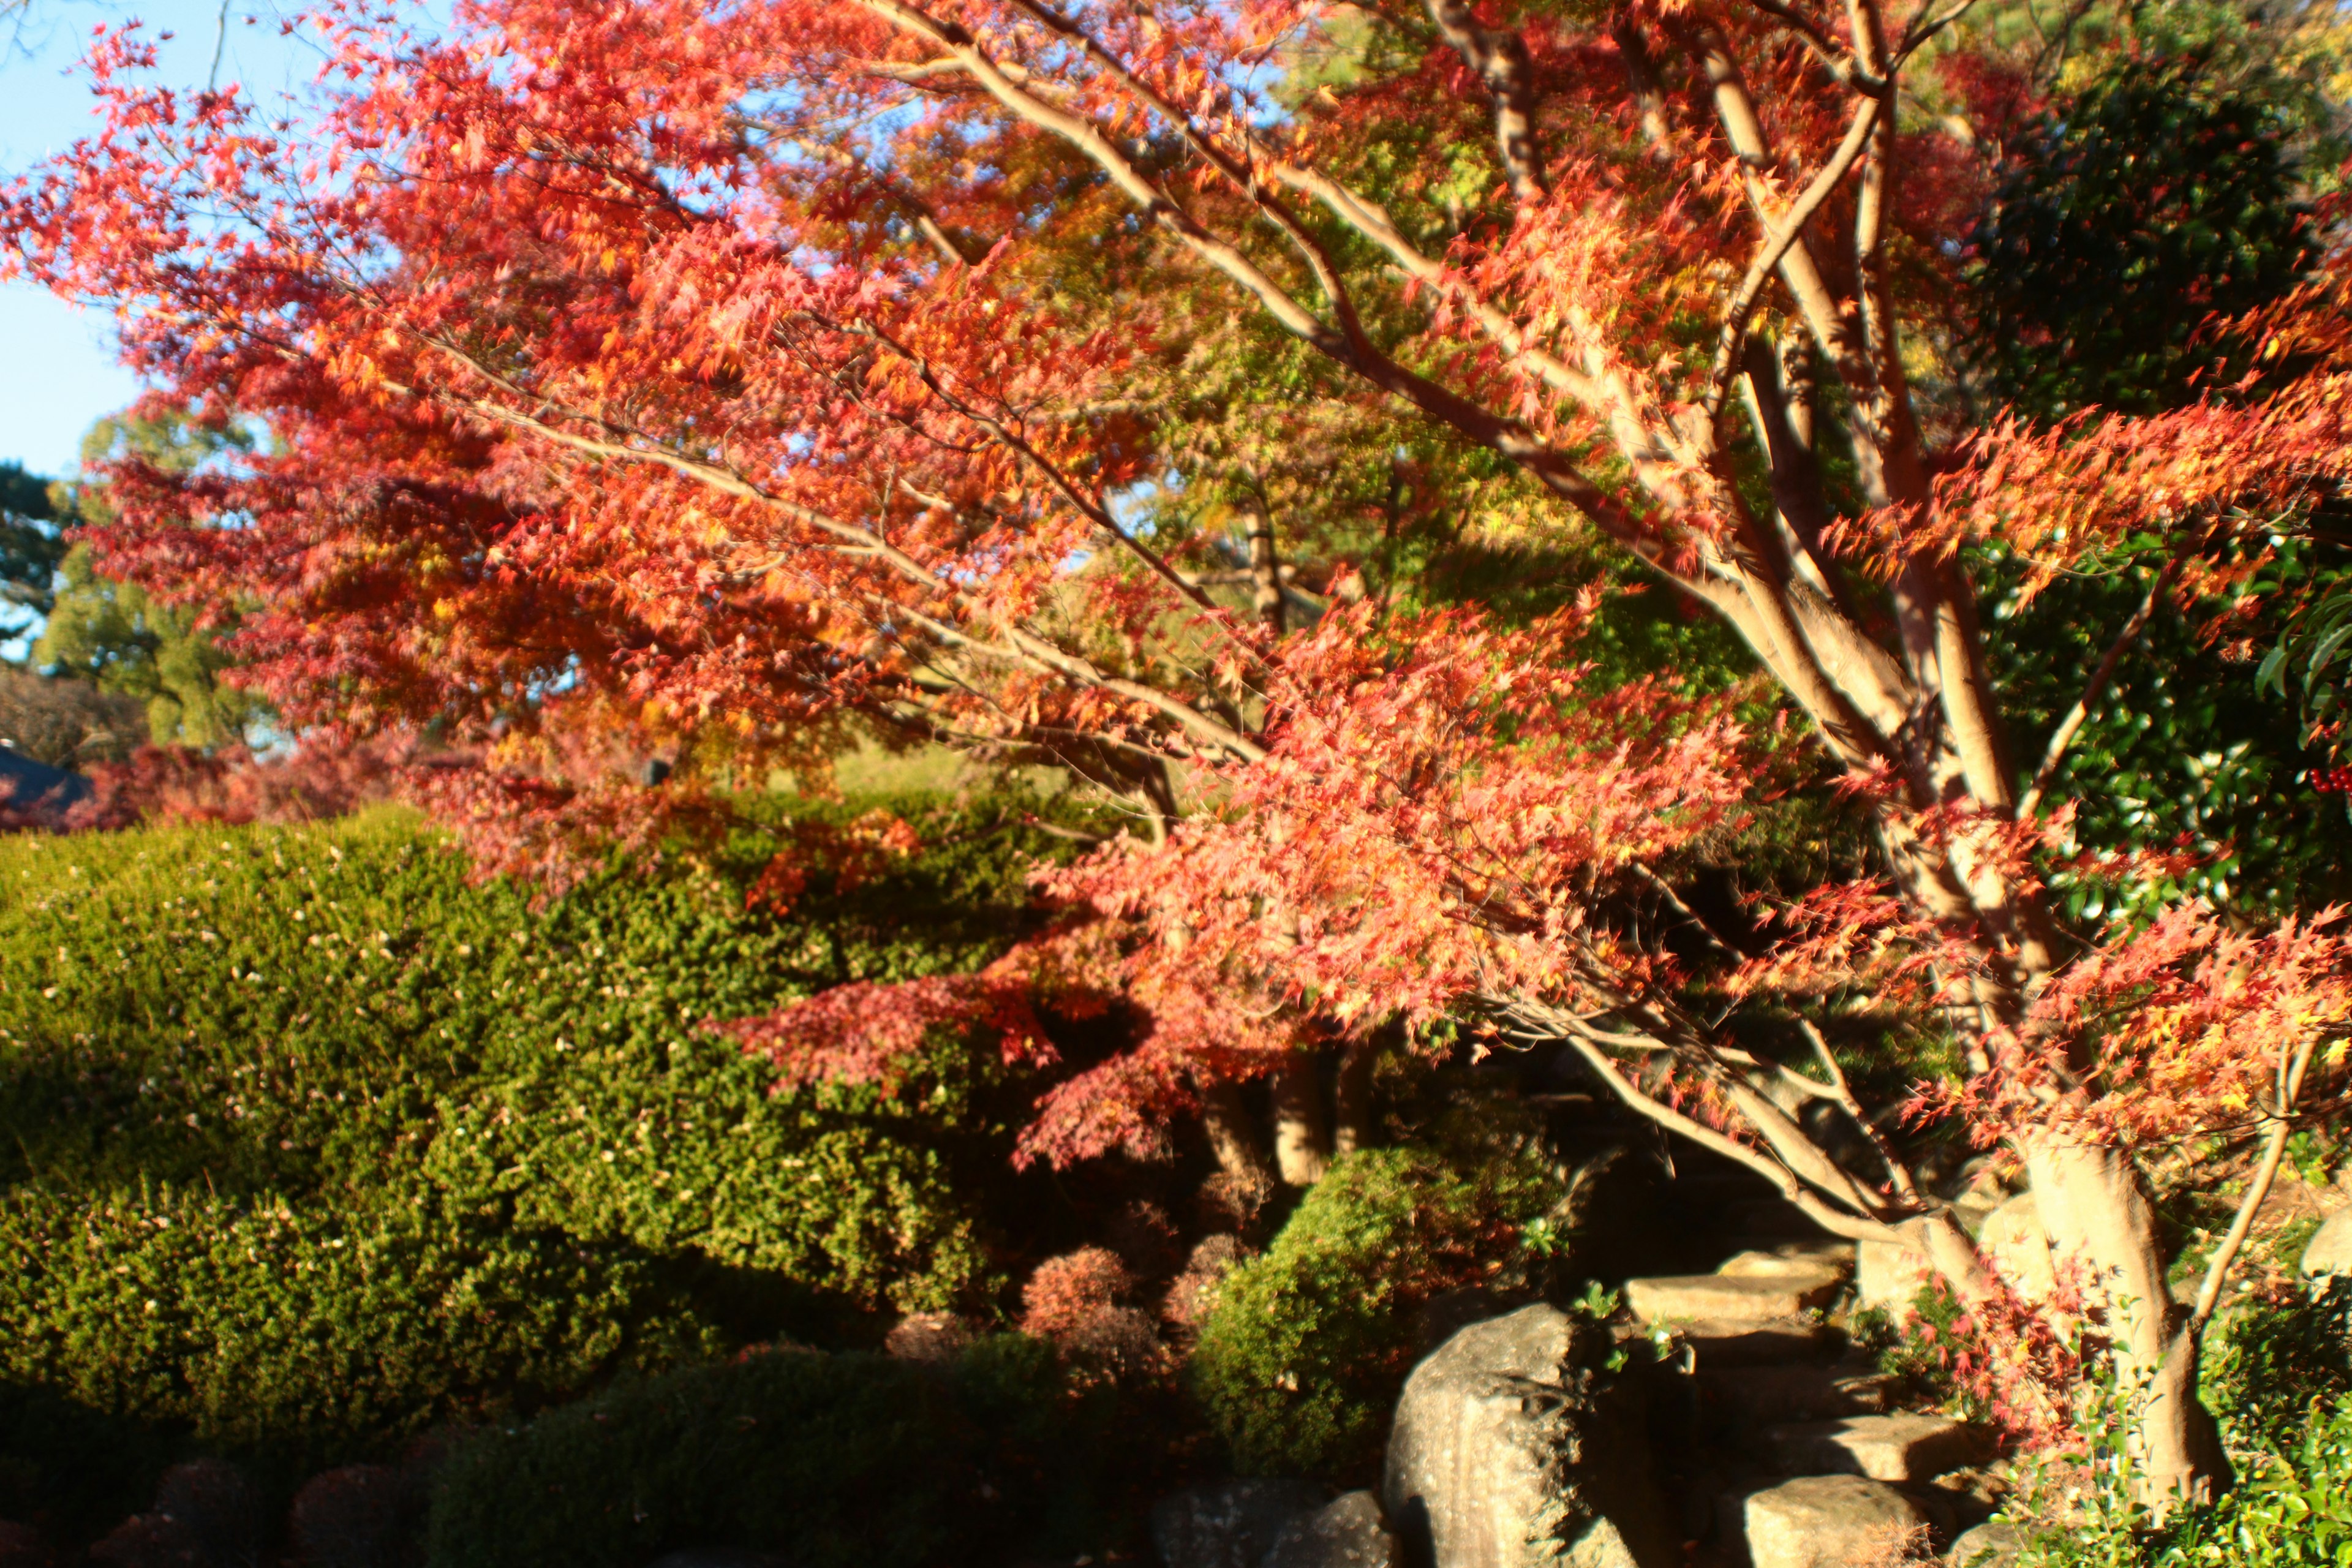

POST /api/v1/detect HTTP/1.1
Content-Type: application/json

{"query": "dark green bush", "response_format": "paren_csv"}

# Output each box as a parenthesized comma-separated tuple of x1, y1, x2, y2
(424, 1336, 1113, 1568)
(2206, 1280, 2352, 1455)
(1185, 1131, 1559, 1482)
(0, 797, 1071, 1518)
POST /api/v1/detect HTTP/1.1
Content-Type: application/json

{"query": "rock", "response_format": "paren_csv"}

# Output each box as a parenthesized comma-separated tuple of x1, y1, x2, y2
(1763, 1414, 1989, 1484)
(289, 1466, 412, 1568)
(1697, 1364, 1893, 1428)
(1623, 1273, 1839, 1326)
(2301, 1209, 2352, 1276)
(1855, 1238, 1935, 1314)
(1739, 1476, 1930, 1568)
(1264, 1492, 1398, 1568)
(1978, 1197, 2056, 1300)
(1945, 1520, 2024, 1567)
(1716, 1252, 1850, 1297)
(1719, 1246, 1850, 1277)
(1948, 1164, 2012, 1235)
(1662, 1319, 1840, 1368)
(1383, 1303, 1671, 1568)
(1151, 1479, 1325, 1568)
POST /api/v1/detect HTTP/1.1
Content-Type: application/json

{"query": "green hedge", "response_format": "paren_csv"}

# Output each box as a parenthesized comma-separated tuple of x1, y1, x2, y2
(424, 1338, 1115, 1568)
(1186, 1130, 1561, 1482)
(0, 798, 1068, 1523)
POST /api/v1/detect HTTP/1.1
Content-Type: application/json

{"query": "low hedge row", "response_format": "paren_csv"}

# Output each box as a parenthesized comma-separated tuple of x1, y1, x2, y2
(425, 1336, 1120, 1568)
(0, 797, 1074, 1527)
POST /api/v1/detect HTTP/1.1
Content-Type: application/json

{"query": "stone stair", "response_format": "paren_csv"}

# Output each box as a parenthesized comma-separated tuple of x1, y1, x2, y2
(1623, 1238, 1999, 1567)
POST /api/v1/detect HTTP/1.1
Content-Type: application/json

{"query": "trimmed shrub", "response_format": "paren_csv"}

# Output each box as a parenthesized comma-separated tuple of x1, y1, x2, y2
(1185, 1132, 1559, 1481)
(0, 796, 1072, 1522)
(424, 1336, 1114, 1568)
(2206, 1279, 2352, 1454)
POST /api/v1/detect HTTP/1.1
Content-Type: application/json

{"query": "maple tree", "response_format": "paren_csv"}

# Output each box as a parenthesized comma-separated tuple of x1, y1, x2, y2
(10, 0, 2352, 1502)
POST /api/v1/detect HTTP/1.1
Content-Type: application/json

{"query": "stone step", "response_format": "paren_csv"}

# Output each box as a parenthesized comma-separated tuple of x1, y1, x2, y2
(1763, 1413, 1990, 1484)
(1751, 1237, 1857, 1267)
(1698, 1363, 1896, 1427)
(1625, 1270, 1842, 1326)
(1717, 1249, 1852, 1294)
(1670, 1317, 1842, 1367)
(1731, 1476, 1930, 1568)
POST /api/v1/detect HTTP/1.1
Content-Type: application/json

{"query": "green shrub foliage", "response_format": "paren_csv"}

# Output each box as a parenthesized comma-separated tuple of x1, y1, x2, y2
(0, 800, 1063, 1504)
(1186, 1131, 1559, 1481)
(424, 1337, 1113, 1568)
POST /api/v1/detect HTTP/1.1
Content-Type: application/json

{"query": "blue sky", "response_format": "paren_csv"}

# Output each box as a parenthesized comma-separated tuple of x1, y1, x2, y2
(1, 0, 329, 479)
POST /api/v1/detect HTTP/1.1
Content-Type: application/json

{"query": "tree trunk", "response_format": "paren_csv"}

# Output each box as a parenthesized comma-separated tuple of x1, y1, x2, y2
(1272, 1055, 1331, 1186)
(1333, 1041, 1377, 1157)
(2024, 1139, 2231, 1507)
(1199, 1080, 1278, 1196)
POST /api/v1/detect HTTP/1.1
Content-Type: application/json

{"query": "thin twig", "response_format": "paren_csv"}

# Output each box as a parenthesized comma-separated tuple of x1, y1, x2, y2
(2189, 1030, 2322, 1335)
(2016, 554, 2184, 820)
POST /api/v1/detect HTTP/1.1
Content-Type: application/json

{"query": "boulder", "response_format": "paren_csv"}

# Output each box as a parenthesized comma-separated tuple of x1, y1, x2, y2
(1763, 1414, 1988, 1484)
(1383, 1303, 1672, 1568)
(1264, 1491, 1398, 1568)
(1978, 1197, 2055, 1300)
(1855, 1239, 1934, 1314)
(1738, 1476, 1929, 1568)
(1152, 1479, 1325, 1568)
(2301, 1209, 2352, 1277)
(1945, 1520, 2025, 1567)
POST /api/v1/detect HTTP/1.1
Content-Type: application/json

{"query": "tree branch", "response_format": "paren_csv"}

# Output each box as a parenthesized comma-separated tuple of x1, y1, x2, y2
(2188, 1028, 2321, 1335)
(2015, 556, 2184, 821)
(1422, 0, 1548, 203)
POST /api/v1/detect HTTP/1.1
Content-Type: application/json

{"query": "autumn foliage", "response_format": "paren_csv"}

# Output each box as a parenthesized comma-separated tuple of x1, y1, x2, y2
(12, 0, 2352, 1496)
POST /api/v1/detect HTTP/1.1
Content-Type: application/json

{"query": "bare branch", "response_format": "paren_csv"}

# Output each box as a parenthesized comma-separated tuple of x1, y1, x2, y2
(1702, 92, 1883, 421)
(1422, 0, 1548, 203)
(2015, 556, 2184, 821)
(2188, 1028, 2322, 1335)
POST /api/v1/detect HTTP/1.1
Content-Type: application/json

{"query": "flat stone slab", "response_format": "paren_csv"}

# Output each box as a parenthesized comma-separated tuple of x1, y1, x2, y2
(1625, 1272, 1841, 1326)
(1765, 1413, 1989, 1483)
(1720, 1245, 1853, 1279)
(1698, 1363, 1894, 1426)
(1716, 1251, 1850, 1302)
(1671, 1317, 1842, 1367)
(1738, 1476, 1929, 1568)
